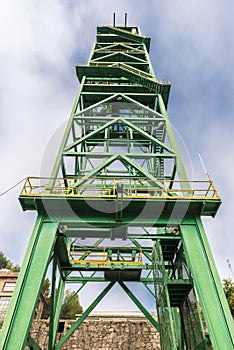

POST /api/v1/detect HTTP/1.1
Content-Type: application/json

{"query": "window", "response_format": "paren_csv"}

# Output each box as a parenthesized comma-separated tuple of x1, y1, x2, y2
(113, 125, 126, 132)
(3, 282, 16, 292)
(0, 296, 11, 319)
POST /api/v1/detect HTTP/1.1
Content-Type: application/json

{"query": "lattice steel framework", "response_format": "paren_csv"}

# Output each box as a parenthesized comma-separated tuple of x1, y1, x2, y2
(1, 23, 234, 350)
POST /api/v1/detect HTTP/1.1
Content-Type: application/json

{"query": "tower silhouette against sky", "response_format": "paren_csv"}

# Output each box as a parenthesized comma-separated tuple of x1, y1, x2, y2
(1, 20, 234, 350)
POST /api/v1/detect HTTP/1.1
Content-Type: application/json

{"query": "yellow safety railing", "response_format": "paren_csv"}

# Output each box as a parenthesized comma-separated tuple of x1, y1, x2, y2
(20, 177, 220, 201)
(69, 246, 143, 266)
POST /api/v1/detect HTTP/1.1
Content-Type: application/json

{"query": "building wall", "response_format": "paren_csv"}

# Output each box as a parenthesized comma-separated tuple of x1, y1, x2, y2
(26, 314, 161, 350)
(0, 270, 18, 320)
(0, 270, 45, 320)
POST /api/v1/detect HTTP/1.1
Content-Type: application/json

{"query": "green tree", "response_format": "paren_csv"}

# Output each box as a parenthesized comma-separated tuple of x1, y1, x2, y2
(60, 289, 83, 319)
(0, 251, 11, 269)
(0, 251, 20, 272)
(41, 277, 51, 298)
(41, 278, 51, 319)
(223, 278, 234, 316)
(41, 280, 83, 319)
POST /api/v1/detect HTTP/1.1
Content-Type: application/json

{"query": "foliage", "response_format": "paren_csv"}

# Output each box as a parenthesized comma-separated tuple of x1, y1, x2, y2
(41, 278, 51, 319)
(41, 277, 51, 298)
(0, 251, 20, 272)
(60, 289, 83, 319)
(41, 280, 83, 319)
(0, 251, 82, 319)
(223, 278, 234, 316)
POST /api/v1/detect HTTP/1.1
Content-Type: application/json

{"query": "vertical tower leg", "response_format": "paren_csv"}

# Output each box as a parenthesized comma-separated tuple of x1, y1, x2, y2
(181, 221, 234, 350)
(152, 237, 208, 350)
(48, 274, 65, 349)
(0, 214, 58, 350)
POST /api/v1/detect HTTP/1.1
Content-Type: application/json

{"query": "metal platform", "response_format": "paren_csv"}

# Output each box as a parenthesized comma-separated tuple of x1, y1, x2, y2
(19, 177, 221, 220)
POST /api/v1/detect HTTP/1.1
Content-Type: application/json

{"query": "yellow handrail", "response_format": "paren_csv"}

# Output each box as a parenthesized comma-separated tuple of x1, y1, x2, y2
(19, 177, 220, 201)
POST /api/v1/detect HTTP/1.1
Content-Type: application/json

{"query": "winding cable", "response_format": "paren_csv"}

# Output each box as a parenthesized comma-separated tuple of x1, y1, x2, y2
(0, 177, 26, 197)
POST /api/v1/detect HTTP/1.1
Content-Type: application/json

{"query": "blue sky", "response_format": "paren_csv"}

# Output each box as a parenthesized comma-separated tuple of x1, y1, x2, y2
(0, 0, 234, 310)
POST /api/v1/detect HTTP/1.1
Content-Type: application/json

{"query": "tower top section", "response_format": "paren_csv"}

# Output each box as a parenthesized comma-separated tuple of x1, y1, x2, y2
(19, 21, 221, 219)
(75, 23, 170, 108)
(97, 26, 151, 51)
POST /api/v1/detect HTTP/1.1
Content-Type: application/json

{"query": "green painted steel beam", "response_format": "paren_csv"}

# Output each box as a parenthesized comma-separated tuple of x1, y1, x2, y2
(50, 76, 86, 180)
(80, 92, 156, 100)
(91, 51, 148, 64)
(48, 255, 58, 349)
(73, 92, 121, 116)
(70, 245, 153, 252)
(69, 152, 168, 189)
(50, 277, 65, 348)
(129, 234, 182, 239)
(97, 26, 151, 51)
(73, 92, 162, 119)
(120, 154, 167, 184)
(157, 95, 189, 186)
(119, 117, 175, 153)
(76, 64, 170, 107)
(19, 195, 220, 220)
(131, 239, 153, 261)
(65, 262, 151, 271)
(94, 42, 144, 53)
(0, 216, 58, 350)
(27, 335, 42, 350)
(87, 42, 96, 63)
(118, 281, 159, 331)
(74, 116, 164, 122)
(180, 223, 234, 350)
(63, 151, 175, 159)
(65, 276, 154, 283)
(142, 282, 156, 298)
(64, 118, 119, 151)
(70, 153, 119, 187)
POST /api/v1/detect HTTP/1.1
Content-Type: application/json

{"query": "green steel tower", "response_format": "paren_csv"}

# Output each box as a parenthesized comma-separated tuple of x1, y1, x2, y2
(1, 21, 234, 350)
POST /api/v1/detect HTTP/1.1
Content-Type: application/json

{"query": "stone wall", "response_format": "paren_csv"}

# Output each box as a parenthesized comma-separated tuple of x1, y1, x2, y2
(28, 314, 161, 350)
